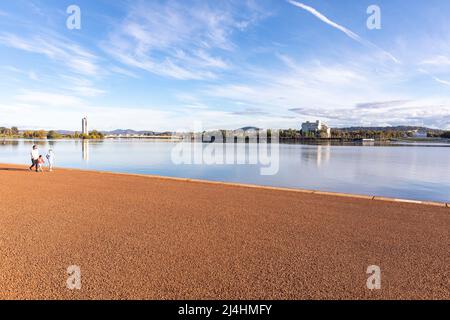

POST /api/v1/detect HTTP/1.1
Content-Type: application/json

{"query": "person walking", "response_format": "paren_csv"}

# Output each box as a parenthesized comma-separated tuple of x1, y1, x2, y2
(46, 149, 55, 172)
(37, 155, 45, 173)
(29, 145, 39, 172)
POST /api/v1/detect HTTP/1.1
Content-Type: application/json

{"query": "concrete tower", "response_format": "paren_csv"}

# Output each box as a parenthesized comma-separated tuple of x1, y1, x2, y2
(82, 117, 88, 135)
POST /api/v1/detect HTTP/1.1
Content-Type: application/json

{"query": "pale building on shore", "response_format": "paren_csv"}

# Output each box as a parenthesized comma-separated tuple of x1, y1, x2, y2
(301, 120, 331, 138)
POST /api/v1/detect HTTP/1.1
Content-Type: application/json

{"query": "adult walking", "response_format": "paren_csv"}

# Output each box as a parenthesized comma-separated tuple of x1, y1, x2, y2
(29, 145, 39, 172)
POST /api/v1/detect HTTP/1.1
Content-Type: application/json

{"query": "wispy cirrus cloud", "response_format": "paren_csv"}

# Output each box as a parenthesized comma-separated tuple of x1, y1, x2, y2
(1, 96, 268, 131)
(102, 1, 265, 80)
(15, 90, 83, 107)
(206, 55, 381, 111)
(0, 32, 100, 76)
(420, 55, 450, 67)
(355, 100, 411, 109)
(202, 53, 450, 129)
(1, 1, 450, 131)
(109, 66, 139, 79)
(287, 0, 400, 64)
(59, 75, 107, 97)
(232, 107, 269, 116)
(432, 76, 450, 86)
(418, 68, 450, 87)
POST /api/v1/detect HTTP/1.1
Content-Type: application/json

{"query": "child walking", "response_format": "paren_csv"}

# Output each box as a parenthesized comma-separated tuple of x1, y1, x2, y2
(37, 155, 45, 173)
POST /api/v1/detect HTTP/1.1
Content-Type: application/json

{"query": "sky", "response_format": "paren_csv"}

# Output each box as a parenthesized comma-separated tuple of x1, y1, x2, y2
(0, 0, 450, 131)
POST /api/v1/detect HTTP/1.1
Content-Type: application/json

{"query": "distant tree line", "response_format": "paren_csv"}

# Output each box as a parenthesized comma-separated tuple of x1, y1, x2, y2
(428, 131, 450, 138)
(0, 127, 104, 139)
(279, 129, 299, 139)
(80, 130, 104, 139)
(277, 128, 449, 140)
(439, 131, 450, 138)
(196, 128, 450, 141)
(330, 129, 406, 140)
(0, 126, 19, 136)
(23, 130, 48, 139)
(1, 125, 448, 140)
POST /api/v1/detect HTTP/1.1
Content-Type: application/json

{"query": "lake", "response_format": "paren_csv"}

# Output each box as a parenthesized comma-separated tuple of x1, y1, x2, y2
(1, 139, 449, 202)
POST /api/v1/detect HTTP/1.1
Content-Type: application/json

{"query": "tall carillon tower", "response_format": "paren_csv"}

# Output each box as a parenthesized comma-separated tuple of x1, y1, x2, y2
(82, 117, 88, 135)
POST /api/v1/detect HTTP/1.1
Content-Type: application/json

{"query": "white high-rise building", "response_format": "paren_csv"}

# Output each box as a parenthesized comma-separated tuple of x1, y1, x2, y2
(82, 117, 88, 135)
(301, 120, 331, 138)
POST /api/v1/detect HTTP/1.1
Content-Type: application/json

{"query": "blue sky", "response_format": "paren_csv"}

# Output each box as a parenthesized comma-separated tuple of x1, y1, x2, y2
(0, 0, 450, 130)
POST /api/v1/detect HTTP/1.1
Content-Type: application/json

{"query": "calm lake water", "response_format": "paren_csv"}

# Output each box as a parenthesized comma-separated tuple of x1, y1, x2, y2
(1, 139, 449, 202)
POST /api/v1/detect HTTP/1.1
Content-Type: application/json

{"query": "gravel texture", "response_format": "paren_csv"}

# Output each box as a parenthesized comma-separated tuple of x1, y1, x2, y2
(0, 165, 448, 300)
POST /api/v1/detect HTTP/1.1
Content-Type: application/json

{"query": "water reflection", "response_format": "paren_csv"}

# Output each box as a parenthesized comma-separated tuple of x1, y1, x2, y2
(1, 139, 19, 147)
(316, 145, 331, 167)
(28, 140, 47, 147)
(82, 140, 89, 161)
(300, 145, 331, 167)
(0, 139, 449, 202)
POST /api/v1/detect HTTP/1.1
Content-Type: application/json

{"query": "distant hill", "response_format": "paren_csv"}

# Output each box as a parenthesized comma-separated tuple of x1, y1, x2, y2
(55, 129, 164, 135)
(236, 126, 261, 131)
(335, 126, 442, 132)
(55, 130, 76, 135)
(103, 129, 160, 135)
(51, 126, 444, 136)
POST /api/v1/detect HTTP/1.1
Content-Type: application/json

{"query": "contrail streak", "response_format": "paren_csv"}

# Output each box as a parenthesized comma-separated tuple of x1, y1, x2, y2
(287, 0, 400, 64)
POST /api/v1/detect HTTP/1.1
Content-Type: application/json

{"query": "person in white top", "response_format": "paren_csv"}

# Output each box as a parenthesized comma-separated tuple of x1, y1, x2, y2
(46, 149, 55, 172)
(29, 145, 39, 172)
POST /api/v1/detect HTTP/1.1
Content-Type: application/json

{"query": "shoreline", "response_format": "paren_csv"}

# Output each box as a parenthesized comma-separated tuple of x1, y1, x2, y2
(2, 136, 450, 143)
(1, 162, 448, 208)
(0, 163, 448, 299)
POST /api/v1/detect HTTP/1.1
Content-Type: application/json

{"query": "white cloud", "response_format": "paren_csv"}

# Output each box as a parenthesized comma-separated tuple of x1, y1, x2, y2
(432, 76, 450, 86)
(1, 65, 23, 73)
(109, 66, 139, 78)
(0, 32, 100, 76)
(202, 54, 450, 128)
(15, 90, 83, 107)
(1, 1, 448, 131)
(420, 55, 450, 66)
(70, 86, 107, 97)
(59, 76, 107, 97)
(418, 68, 450, 87)
(0, 100, 255, 131)
(101, 1, 262, 80)
(207, 58, 381, 110)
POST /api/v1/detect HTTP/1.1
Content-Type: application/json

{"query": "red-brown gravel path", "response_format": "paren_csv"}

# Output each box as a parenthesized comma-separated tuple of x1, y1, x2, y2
(0, 164, 448, 299)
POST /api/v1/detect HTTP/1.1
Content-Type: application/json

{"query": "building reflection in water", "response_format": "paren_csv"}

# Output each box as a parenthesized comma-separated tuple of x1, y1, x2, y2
(301, 144, 331, 167)
(82, 139, 89, 161)
(316, 145, 330, 167)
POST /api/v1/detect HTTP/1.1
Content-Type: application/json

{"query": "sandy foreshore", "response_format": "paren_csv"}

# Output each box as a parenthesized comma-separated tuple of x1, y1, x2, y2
(0, 163, 448, 300)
